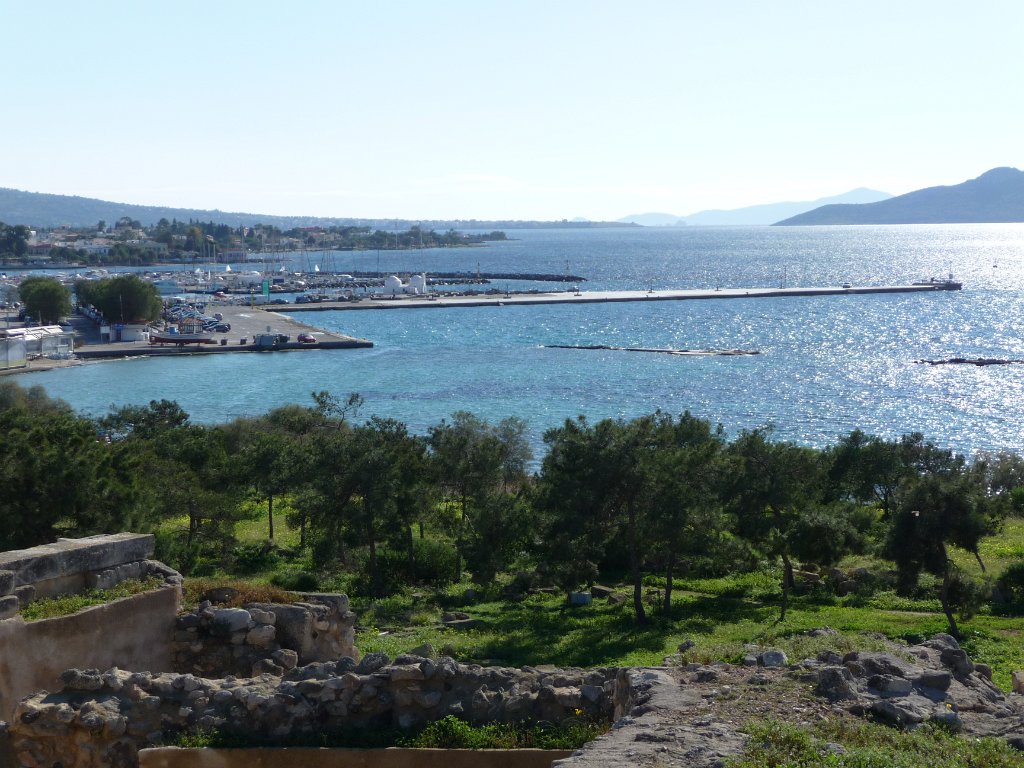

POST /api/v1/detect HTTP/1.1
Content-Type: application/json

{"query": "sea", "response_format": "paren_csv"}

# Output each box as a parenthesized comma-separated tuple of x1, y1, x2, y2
(17, 224, 1024, 460)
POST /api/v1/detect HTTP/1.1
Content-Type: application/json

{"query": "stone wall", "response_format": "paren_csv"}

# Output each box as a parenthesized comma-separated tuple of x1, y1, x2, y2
(9, 655, 621, 768)
(171, 593, 358, 678)
(0, 533, 163, 616)
(0, 578, 182, 727)
(138, 747, 573, 768)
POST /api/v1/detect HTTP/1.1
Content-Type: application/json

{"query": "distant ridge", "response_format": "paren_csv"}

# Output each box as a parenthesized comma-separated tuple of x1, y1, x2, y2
(617, 189, 891, 227)
(775, 168, 1024, 225)
(0, 187, 629, 230)
(684, 188, 892, 226)
(617, 212, 687, 227)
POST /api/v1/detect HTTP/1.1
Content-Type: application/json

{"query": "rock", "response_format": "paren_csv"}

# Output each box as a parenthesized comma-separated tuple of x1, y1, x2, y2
(677, 639, 696, 654)
(249, 608, 276, 625)
(271, 649, 298, 670)
(201, 586, 239, 604)
(0, 569, 14, 595)
(915, 670, 952, 692)
(210, 608, 252, 635)
(441, 611, 470, 622)
(975, 663, 993, 681)
(409, 643, 436, 659)
(816, 650, 843, 665)
(568, 591, 593, 607)
(817, 666, 856, 700)
(0, 595, 19, 620)
(14, 584, 35, 607)
(1012, 670, 1024, 695)
(245, 624, 276, 648)
(867, 675, 913, 696)
(924, 633, 961, 651)
(607, 593, 628, 605)
(590, 585, 616, 599)
(940, 648, 974, 677)
(759, 650, 789, 668)
(356, 652, 390, 673)
(443, 618, 486, 631)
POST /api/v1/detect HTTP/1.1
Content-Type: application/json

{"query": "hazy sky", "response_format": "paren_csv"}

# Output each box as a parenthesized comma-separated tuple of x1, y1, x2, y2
(4, 1, 1022, 221)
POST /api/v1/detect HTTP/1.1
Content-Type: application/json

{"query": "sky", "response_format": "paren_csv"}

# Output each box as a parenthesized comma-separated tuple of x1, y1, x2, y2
(4, 1, 1023, 221)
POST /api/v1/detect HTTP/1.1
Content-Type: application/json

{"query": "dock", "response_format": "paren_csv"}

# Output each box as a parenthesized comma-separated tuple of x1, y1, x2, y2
(283, 281, 963, 312)
(70, 304, 371, 362)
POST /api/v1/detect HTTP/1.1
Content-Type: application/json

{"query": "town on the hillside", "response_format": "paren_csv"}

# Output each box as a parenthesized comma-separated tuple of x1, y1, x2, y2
(0, 218, 507, 268)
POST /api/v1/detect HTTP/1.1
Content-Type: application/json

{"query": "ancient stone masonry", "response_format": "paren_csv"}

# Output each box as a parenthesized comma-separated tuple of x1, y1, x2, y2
(10, 656, 620, 768)
(170, 594, 359, 678)
(0, 533, 178, 619)
(551, 633, 1024, 768)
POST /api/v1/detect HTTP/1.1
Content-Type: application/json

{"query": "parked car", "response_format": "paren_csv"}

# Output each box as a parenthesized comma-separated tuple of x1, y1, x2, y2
(270, 298, 290, 305)
(297, 333, 316, 344)
(214, 323, 231, 333)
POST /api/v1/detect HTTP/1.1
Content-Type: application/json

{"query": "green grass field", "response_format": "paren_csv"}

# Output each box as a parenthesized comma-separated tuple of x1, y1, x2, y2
(173, 507, 1024, 691)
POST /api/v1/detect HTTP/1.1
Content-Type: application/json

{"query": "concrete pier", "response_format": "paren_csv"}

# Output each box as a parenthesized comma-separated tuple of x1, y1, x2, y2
(284, 281, 962, 312)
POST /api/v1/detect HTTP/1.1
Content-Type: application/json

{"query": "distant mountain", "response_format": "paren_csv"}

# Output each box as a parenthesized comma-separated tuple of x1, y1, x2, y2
(775, 168, 1024, 225)
(684, 188, 892, 226)
(0, 187, 629, 230)
(617, 212, 687, 227)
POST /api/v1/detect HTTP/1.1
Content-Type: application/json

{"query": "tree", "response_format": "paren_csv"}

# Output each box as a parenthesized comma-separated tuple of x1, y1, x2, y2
(646, 412, 729, 612)
(75, 274, 161, 323)
(727, 429, 843, 620)
(428, 412, 531, 583)
(887, 474, 994, 637)
(0, 383, 146, 548)
(534, 415, 655, 622)
(17, 276, 71, 324)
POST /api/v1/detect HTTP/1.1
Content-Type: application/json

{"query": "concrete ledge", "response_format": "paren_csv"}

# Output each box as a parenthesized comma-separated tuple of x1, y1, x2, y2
(140, 747, 573, 768)
(0, 584, 180, 722)
(0, 533, 154, 596)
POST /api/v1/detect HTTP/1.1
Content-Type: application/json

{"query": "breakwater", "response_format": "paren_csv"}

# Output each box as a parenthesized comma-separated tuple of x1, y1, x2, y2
(284, 281, 963, 312)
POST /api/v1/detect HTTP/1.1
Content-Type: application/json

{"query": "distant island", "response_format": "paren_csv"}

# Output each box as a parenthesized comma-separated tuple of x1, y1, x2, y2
(0, 187, 632, 231)
(618, 188, 891, 227)
(775, 167, 1024, 225)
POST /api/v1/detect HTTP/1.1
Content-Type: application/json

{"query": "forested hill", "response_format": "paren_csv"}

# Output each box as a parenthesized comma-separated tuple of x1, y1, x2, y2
(0, 187, 629, 230)
(774, 167, 1024, 225)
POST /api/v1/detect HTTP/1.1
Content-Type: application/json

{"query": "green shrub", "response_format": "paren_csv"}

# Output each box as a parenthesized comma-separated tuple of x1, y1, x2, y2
(231, 542, 281, 574)
(995, 561, 1024, 613)
(271, 570, 319, 592)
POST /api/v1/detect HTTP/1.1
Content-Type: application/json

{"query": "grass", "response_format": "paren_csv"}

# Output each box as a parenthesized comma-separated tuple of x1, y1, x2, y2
(19, 577, 164, 621)
(171, 715, 604, 750)
(729, 718, 1022, 767)
(166, 506, 1024, 691)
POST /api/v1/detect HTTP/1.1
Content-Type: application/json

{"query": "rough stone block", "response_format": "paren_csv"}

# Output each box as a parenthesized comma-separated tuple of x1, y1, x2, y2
(760, 649, 789, 667)
(14, 585, 35, 607)
(1011, 670, 1024, 695)
(0, 570, 14, 595)
(0, 534, 155, 587)
(0, 594, 19, 620)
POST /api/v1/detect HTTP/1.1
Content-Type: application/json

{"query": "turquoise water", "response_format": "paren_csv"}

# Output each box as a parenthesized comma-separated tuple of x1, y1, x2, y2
(23, 224, 1024, 457)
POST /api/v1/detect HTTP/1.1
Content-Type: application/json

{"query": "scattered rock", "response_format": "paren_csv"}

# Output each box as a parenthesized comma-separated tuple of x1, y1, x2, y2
(760, 650, 789, 668)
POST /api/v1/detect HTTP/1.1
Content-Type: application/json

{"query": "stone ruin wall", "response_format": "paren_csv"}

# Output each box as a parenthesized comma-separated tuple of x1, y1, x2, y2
(9, 654, 625, 768)
(171, 594, 359, 679)
(0, 535, 184, 726)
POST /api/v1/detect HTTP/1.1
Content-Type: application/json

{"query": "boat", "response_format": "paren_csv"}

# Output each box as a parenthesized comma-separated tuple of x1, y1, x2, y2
(149, 317, 216, 346)
(912, 273, 962, 290)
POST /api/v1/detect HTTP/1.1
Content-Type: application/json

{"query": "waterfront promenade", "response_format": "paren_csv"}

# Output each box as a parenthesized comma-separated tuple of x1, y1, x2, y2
(284, 281, 962, 312)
